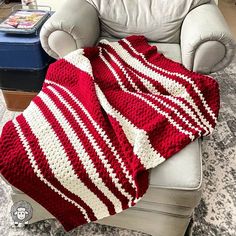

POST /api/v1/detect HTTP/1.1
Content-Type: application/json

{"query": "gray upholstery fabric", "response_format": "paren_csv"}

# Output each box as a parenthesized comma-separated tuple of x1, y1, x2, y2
(181, 2, 235, 73)
(149, 140, 201, 190)
(193, 41, 226, 74)
(40, 0, 100, 59)
(86, 0, 210, 43)
(48, 30, 78, 58)
(153, 43, 182, 63)
(10, 189, 197, 236)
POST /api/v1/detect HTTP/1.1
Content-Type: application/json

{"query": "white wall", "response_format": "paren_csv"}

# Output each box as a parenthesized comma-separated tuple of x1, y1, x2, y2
(37, 0, 64, 11)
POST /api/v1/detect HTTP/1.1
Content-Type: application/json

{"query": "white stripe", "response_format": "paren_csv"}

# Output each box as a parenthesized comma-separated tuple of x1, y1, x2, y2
(64, 46, 165, 163)
(44, 82, 137, 193)
(127, 67, 160, 94)
(12, 118, 90, 222)
(100, 48, 140, 92)
(126, 66, 209, 135)
(98, 48, 127, 91)
(122, 39, 217, 129)
(95, 84, 166, 169)
(147, 93, 202, 135)
(23, 101, 110, 219)
(103, 48, 202, 136)
(44, 79, 163, 176)
(64, 49, 93, 76)
(99, 49, 195, 140)
(45, 86, 133, 209)
(101, 39, 214, 133)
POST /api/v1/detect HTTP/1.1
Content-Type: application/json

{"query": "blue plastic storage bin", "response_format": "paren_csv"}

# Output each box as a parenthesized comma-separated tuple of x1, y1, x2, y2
(0, 32, 51, 69)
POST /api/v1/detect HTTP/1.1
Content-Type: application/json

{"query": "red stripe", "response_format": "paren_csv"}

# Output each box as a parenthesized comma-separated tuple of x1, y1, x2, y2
(100, 43, 209, 135)
(93, 62, 191, 140)
(44, 59, 102, 128)
(47, 84, 137, 202)
(119, 39, 217, 127)
(99, 48, 136, 92)
(148, 118, 193, 159)
(44, 59, 91, 88)
(32, 94, 116, 215)
(0, 118, 89, 231)
(100, 89, 190, 158)
(141, 93, 201, 135)
(101, 48, 150, 93)
(44, 87, 130, 209)
(126, 66, 157, 93)
(99, 45, 204, 135)
(107, 114, 149, 200)
(101, 43, 170, 95)
(17, 114, 96, 222)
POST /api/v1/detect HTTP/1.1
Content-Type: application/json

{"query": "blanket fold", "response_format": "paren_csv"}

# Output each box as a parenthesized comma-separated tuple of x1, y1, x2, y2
(0, 35, 219, 231)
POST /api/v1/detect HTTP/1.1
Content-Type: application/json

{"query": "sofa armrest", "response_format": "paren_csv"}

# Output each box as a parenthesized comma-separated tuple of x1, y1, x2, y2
(40, 0, 100, 59)
(180, 3, 235, 74)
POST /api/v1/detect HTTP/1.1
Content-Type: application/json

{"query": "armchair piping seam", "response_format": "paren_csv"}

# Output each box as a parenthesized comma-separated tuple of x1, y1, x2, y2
(193, 40, 227, 72)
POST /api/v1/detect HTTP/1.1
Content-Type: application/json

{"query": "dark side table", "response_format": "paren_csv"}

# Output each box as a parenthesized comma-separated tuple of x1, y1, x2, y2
(4, 0, 21, 4)
(0, 32, 53, 111)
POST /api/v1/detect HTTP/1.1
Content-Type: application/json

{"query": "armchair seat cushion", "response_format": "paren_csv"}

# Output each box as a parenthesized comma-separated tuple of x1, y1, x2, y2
(151, 42, 182, 63)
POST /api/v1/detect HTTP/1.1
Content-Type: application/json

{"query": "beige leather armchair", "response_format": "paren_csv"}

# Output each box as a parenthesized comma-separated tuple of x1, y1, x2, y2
(40, 0, 235, 74)
(4, 0, 235, 236)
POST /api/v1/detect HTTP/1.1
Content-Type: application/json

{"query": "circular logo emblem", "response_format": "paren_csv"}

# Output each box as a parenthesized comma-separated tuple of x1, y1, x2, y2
(11, 201, 33, 227)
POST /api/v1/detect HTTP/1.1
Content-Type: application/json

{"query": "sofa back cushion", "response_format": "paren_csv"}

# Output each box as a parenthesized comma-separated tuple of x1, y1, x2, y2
(86, 0, 210, 43)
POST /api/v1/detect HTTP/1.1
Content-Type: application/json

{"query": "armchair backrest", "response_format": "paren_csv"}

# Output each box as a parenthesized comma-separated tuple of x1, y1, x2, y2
(86, 0, 210, 43)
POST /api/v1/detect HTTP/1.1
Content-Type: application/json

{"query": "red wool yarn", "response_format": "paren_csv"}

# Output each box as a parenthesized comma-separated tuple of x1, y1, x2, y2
(0, 35, 220, 231)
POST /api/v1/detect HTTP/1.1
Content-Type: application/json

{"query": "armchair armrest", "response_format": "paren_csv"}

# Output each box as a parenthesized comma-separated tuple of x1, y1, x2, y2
(40, 0, 100, 59)
(181, 2, 235, 74)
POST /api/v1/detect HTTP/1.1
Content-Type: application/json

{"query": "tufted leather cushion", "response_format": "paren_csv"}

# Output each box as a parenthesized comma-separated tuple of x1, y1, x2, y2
(86, 0, 210, 43)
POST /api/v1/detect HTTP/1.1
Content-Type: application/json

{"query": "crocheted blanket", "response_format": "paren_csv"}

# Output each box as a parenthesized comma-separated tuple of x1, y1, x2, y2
(0, 36, 220, 231)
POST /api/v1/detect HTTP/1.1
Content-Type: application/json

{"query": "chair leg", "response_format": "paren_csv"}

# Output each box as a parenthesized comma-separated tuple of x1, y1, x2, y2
(184, 217, 193, 236)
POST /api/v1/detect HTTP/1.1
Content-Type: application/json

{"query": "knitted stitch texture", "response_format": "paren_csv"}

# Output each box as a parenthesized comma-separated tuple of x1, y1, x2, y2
(0, 36, 220, 231)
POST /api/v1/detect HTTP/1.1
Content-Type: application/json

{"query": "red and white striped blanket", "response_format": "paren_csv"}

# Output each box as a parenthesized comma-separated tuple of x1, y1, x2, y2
(0, 36, 219, 231)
